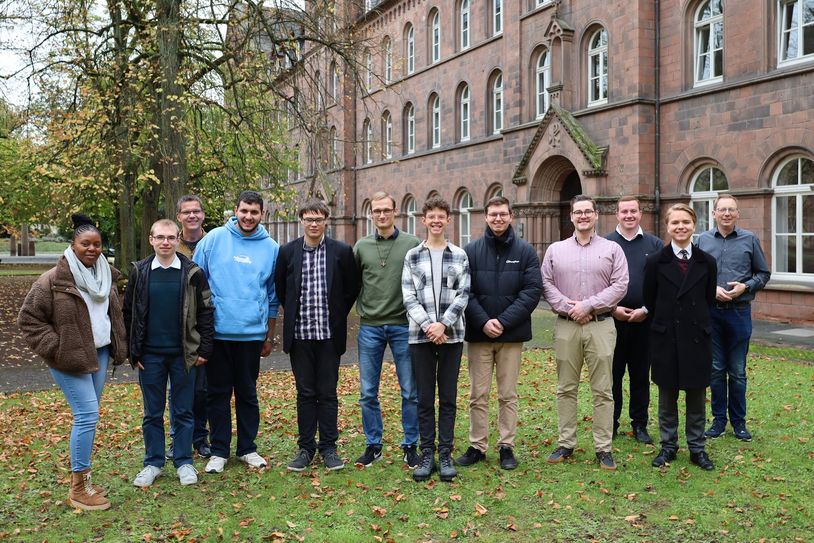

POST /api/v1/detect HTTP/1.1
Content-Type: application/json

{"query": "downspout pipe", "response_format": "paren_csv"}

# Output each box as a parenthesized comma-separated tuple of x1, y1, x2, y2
(654, 0, 662, 236)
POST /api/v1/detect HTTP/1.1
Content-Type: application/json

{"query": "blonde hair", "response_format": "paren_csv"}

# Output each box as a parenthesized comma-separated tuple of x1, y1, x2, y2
(150, 219, 180, 236)
(664, 203, 697, 225)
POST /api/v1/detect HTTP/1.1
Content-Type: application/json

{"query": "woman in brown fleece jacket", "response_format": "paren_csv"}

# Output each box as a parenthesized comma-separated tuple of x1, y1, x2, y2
(18, 215, 127, 511)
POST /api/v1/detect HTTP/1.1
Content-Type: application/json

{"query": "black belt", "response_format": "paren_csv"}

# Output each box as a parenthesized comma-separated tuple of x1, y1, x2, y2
(558, 313, 611, 323)
(714, 301, 751, 310)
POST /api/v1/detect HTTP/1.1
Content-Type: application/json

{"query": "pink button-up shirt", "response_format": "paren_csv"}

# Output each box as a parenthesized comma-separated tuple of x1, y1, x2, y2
(541, 233, 629, 316)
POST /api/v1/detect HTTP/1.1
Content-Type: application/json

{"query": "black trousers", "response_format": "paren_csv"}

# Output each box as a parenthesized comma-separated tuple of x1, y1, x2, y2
(206, 340, 262, 458)
(612, 319, 651, 429)
(192, 366, 209, 444)
(657, 386, 706, 454)
(290, 339, 340, 454)
(410, 342, 463, 452)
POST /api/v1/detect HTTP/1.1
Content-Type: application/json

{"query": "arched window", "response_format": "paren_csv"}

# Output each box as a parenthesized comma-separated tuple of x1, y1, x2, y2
(362, 201, 373, 236)
(492, 0, 503, 35)
(430, 94, 441, 148)
(588, 28, 609, 105)
(536, 49, 551, 118)
(459, 84, 471, 142)
(363, 118, 373, 164)
(330, 61, 339, 103)
(383, 36, 393, 84)
(690, 166, 728, 240)
(694, 0, 723, 85)
(405, 24, 416, 74)
(315, 71, 323, 110)
(430, 9, 441, 64)
(365, 48, 374, 90)
(779, 0, 814, 64)
(459, 191, 474, 245)
(330, 126, 339, 168)
(381, 111, 393, 159)
(773, 156, 814, 276)
(491, 72, 504, 134)
(404, 195, 418, 235)
(460, 0, 470, 50)
(403, 103, 416, 155)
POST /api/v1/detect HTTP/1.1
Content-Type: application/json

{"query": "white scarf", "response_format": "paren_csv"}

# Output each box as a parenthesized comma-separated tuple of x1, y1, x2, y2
(63, 247, 112, 302)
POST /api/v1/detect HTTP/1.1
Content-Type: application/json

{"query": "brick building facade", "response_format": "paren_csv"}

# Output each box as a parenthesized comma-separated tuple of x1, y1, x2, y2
(267, 0, 814, 323)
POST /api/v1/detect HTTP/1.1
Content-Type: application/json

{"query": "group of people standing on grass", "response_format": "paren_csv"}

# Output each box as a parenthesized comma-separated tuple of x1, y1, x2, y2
(17, 187, 769, 511)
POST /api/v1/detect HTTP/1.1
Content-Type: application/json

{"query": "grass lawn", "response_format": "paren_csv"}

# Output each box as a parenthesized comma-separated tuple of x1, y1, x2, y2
(33, 241, 69, 254)
(0, 346, 811, 542)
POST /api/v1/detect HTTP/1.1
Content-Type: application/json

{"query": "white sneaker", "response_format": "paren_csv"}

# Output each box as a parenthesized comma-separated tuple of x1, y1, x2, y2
(133, 465, 162, 487)
(237, 452, 268, 469)
(205, 455, 227, 474)
(177, 464, 198, 485)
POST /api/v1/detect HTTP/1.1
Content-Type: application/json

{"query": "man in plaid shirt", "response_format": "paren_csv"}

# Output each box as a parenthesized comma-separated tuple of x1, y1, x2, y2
(401, 196, 470, 483)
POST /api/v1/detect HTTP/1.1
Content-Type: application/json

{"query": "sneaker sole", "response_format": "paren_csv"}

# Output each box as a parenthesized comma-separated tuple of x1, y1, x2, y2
(546, 456, 572, 464)
(180, 478, 198, 486)
(599, 463, 617, 471)
(500, 463, 518, 470)
(439, 473, 456, 482)
(205, 466, 225, 474)
(287, 465, 308, 472)
(69, 498, 110, 511)
(354, 455, 382, 468)
(239, 460, 267, 469)
(325, 464, 345, 471)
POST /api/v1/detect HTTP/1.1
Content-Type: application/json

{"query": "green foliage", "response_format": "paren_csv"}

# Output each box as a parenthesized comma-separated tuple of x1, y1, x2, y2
(0, 347, 811, 542)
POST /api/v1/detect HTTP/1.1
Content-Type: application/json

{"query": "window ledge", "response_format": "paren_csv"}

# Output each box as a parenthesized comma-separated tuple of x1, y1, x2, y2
(767, 275, 814, 292)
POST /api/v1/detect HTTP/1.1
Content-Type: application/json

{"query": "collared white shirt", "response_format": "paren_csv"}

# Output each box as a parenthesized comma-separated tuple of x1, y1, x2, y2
(151, 254, 182, 270)
(615, 225, 643, 242)
(670, 242, 692, 259)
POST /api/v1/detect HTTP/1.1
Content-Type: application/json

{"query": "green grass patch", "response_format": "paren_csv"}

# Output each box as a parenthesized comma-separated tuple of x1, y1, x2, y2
(33, 241, 69, 253)
(0, 350, 811, 542)
(0, 269, 46, 276)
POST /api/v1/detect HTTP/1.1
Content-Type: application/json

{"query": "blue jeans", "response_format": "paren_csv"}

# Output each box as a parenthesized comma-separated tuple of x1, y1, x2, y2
(710, 306, 752, 427)
(49, 346, 109, 472)
(139, 353, 196, 468)
(358, 324, 418, 448)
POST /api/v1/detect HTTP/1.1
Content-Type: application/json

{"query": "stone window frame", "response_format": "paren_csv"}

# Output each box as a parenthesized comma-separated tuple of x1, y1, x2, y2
(458, 0, 471, 52)
(403, 194, 418, 235)
(489, 69, 504, 134)
(491, 0, 503, 36)
(365, 47, 374, 92)
(383, 36, 393, 84)
(457, 190, 475, 246)
(329, 126, 339, 169)
(403, 102, 416, 155)
(329, 61, 339, 104)
(363, 118, 374, 164)
(457, 82, 471, 142)
(381, 110, 393, 159)
(693, 0, 724, 87)
(429, 8, 442, 65)
(315, 70, 323, 110)
(361, 200, 374, 237)
(688, 164, 729, 242)
(534, 47, 552, 118)
(777, 0, 814, 66)
(429, 92, 442, 149)
(587, 26, 609, 106)
(771, 154, 814, 279)
(404, 23, 416, 75)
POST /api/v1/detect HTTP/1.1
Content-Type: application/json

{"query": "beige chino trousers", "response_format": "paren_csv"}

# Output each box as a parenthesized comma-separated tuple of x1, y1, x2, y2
(553, 318, 616, 453)
(466, 341, 524, 452)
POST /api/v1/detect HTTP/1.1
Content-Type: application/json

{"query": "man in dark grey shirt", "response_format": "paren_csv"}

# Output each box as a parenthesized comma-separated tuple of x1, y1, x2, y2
(697, 194, 770, 442)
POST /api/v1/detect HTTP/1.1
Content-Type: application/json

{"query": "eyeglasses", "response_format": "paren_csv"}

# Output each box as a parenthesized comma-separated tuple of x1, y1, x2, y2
(487, 212, 511, 219)
(370, 208, 395, 216)
(151, 235, 178, 242)
(178, 209, 203, 216)
(715, 207, 738, 214)
(301, 217, 326, 225)
(571, 210, 596, 217)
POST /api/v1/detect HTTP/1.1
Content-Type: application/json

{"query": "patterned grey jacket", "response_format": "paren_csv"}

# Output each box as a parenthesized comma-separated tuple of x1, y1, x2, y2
(401, 241, 470, 344)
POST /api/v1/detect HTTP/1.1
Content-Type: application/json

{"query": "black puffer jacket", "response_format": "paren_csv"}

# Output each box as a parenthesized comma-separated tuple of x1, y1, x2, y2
(463, 225, 543, 343)
(122, 253, 214, 371)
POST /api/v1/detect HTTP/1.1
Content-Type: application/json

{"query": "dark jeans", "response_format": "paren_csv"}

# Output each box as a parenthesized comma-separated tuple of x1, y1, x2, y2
(657, 386, 706, 454)
(410, 342, 463, 452)
(710, 306, 752, 427)
(612, 319, 651, 429)
(290, 339, 340, 454)
(206, 340, 262, 458)
(140, 353, 195, 468)
(169, 366, 209, 445)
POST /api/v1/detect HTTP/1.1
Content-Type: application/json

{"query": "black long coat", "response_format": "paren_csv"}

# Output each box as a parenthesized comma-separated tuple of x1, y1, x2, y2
(274, 236, 360, 356)
(643, 244, 717, 390)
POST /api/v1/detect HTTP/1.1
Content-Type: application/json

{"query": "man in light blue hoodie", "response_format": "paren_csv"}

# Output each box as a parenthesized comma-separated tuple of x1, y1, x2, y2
(192, 190, 279, 474)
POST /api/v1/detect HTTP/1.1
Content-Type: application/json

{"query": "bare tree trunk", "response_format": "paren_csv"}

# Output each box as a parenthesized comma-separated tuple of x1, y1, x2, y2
(157, 0, 188, 217)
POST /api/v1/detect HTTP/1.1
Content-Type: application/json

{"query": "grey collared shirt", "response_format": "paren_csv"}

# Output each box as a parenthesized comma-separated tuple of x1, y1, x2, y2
(697, 226, 770, 303)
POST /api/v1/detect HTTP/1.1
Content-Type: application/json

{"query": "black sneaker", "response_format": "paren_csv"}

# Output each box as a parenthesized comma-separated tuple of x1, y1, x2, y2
(412, 449, 435, 482)
(438, 448, 457, 482)
(322, 450, 345, 471)
(498, 446, 518, 470)
(455, 446, 485, 467)
(704, 420, 726, 438)
(690, 451, 714, 471)
(546, 446, 574, 464)
(733, 425, 753, 442)
(651, 448, 677, 468)
(195, 440, 212, 458)
(596, 451, 617, 470)
(403, 445, 420, 469)
(287, 449, 315, 472)
(354, 445, 382, 467)
(165, 443, 174, 460)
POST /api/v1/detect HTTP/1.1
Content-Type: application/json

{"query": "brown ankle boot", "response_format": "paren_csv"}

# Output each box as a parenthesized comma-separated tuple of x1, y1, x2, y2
(68, 469, 111, 511)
